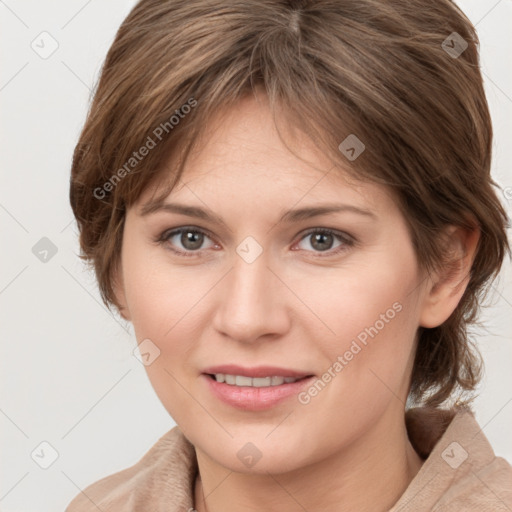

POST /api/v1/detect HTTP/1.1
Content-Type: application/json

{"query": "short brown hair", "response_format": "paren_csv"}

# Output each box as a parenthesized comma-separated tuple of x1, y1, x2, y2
(69, 0, 510, 407)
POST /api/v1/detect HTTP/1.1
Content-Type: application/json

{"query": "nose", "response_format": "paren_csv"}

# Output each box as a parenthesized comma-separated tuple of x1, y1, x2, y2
(211, 246, 290, 344)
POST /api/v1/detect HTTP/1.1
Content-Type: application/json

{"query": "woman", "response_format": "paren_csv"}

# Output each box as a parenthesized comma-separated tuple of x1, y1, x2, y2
(65, 0, 512, 510)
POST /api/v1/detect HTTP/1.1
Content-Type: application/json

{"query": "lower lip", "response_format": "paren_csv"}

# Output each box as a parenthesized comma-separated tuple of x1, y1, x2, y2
(202, 374, 315, 411)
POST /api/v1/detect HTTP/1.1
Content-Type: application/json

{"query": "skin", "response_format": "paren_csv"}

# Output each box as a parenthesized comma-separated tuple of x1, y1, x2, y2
(113, 90, 479, 512)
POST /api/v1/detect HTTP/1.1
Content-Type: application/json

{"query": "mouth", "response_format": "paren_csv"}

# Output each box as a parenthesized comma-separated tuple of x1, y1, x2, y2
(204, 373, 314, 387)
(201, 370, 316, 411)
(201, 364, 314, 380)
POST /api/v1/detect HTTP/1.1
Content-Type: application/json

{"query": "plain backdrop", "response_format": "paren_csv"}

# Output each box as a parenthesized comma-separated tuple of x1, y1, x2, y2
(1, 1, 511, 510)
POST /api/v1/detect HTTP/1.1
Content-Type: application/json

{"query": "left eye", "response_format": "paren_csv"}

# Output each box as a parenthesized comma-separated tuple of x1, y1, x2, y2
(295, 228, 352, 255)
(157, 227, 353, 257)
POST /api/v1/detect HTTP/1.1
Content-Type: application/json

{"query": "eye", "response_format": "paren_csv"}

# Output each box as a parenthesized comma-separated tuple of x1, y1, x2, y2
(293, 228, 354, 256)
(156, 226, 355, 258)
(157, 226, 218, 257)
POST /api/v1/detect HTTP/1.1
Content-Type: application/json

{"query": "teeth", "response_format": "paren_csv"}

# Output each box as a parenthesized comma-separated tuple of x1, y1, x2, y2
(235, 375, 253, 386)
(213, 374, 302, 387)
(253, 377, 272, 386)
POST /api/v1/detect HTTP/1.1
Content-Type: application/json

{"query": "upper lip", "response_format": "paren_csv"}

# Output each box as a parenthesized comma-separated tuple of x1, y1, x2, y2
(202, 365, 314, 379)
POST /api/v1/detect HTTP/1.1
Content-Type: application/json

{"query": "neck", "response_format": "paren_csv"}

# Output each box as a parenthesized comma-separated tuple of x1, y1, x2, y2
(193, 410, 424, 512)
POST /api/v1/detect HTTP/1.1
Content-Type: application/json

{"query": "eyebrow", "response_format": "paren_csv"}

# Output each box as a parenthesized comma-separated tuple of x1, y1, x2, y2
(139, 200, 377, 225)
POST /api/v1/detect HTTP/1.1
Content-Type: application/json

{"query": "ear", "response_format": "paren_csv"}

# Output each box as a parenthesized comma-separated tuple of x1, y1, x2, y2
(419, 223, 480, 328)
(112, 261, 132, 322)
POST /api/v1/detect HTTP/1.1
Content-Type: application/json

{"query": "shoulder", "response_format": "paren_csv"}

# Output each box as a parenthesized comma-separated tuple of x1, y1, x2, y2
(433, 407, 512, 510)
(64, 425, 198, 512)
(394, 406, 512, 511)
(433, 455, 512, 510)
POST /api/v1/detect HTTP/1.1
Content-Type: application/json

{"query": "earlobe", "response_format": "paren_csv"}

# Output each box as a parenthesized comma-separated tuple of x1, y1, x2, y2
(419, 224, 480, 329)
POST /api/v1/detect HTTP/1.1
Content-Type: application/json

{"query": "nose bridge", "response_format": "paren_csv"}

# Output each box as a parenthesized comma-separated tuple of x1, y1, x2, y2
(212, 240, 288, 343)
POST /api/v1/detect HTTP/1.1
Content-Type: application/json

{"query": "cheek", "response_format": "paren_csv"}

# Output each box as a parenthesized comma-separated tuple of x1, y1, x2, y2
(123, 233, 422, 418)
(127, 275, 208, 348)
(301, 258, 417, 338)
(122, 255, 213, 419)
(293, 256, 421, 401)
(125, 242, 421, 363)
(122, 238, 211, 337)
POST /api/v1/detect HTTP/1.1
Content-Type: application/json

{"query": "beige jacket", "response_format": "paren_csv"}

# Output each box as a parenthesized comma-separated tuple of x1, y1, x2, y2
(65, 407, 512, 511)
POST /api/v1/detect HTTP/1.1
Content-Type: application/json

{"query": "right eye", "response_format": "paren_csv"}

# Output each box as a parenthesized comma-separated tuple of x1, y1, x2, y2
(157, 226, 219, 257)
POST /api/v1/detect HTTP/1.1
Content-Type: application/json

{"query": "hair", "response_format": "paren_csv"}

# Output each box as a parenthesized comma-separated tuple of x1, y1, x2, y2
(69, 0, 510, 408)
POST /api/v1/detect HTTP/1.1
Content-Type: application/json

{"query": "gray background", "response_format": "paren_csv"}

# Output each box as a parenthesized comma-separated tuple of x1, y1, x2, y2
(1, 1, 511, 510)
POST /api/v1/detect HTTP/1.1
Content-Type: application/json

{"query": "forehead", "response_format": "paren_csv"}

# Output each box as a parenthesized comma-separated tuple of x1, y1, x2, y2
(136, 93, 393, 216)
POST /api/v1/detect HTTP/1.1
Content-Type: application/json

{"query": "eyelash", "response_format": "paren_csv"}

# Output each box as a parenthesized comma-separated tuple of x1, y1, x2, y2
(155, 226, 355, 259)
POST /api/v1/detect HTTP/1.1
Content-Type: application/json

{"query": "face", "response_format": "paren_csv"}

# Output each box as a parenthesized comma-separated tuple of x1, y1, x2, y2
(115, 92, 432, 475)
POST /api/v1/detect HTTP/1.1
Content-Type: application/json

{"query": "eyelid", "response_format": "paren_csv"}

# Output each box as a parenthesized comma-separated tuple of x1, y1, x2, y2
(297, 227, 355, 244)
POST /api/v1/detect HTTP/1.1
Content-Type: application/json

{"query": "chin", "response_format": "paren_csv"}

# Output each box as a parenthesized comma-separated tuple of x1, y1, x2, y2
(198, 434, 311, 476)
